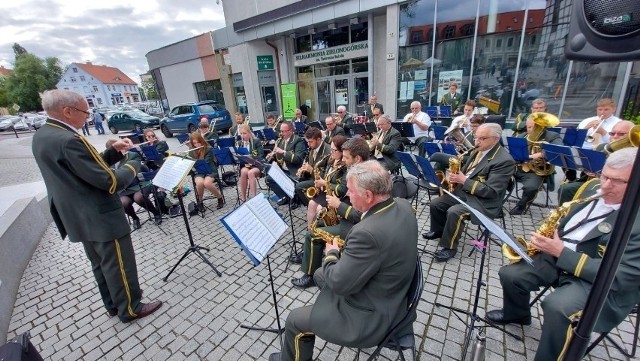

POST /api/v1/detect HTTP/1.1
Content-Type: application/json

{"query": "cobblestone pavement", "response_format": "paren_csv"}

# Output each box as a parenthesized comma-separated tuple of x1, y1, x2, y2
(3, 131, 637, 360)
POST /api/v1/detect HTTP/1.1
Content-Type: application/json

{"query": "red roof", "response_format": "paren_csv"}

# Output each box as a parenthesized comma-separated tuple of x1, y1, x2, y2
(75, 62, 136, 85)
(0, 66, 11, 77)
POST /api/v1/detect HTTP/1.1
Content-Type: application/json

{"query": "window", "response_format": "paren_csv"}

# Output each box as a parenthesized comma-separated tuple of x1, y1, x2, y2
(530, 35, 537, 45)
(92, 86, 98, 92)
(350, 22, 368, 42)
(443, 25, 456, 39)
(485, 39, 491, 48)
(72, 68, 77, 73)
(461, 23, 474, 37)
(70, 77, 76, 82)
(411, 30, 423, 43)
(97, 98, 103, 105)
(79, 76, 85, 81)
(507, 37, 514, 47)
(496, 39, 503, 48)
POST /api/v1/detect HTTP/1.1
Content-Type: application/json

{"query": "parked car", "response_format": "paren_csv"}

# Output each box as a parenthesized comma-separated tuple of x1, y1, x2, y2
(12, 119, 31, 131)
(159, 101, 232, 138)
(22, 113, 47, 129)
(0, 117, 17, 131)
(107, 109, 160, 134)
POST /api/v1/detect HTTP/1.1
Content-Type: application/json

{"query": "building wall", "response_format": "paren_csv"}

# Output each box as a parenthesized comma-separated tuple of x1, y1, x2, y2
(159, 59, 206, 106)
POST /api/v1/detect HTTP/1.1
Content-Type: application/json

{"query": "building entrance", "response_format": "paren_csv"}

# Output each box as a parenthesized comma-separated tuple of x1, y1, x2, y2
(314, 75, 368, 122)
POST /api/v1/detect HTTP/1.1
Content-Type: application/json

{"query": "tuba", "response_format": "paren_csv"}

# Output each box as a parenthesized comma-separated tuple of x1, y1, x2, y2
(502, 193, 602, 262)
(521, 112, 559, 177)
(604, 125, 640, 154)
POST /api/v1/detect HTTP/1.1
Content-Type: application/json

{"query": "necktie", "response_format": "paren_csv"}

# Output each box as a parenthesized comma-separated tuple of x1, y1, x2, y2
(375, 132, 385, 158)
(466, 151, 482, 173)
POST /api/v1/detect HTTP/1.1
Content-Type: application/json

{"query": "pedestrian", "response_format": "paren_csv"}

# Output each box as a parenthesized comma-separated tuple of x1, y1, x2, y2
(32, 89, 162, 323)
(93, 109, 105, 134)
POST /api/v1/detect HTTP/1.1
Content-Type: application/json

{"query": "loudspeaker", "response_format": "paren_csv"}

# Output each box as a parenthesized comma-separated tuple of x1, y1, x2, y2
(565, 0, 640, 61)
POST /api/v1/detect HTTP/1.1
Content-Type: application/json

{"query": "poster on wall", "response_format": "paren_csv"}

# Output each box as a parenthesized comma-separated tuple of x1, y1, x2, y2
(280, 83, 297, 119)
(335, 88, 348, 106)
(437, 70, 463, 103)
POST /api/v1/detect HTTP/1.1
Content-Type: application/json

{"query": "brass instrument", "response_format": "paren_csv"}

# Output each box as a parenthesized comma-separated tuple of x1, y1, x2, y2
(208, 118, 217, 134)
(586, 115, 604, 144)
(441, 147, 474, 193)
(521, 112, 559, 176)
(502, 193, 603, 262)
(318, 161, 343, 226)
(604, 125, 640, 154)
(310, 219, 345, 248)
(445, 116, 474, 153)
(407, 113, 417, 123)
(331, 113, 343, 125)
(305, 167, 322, 199)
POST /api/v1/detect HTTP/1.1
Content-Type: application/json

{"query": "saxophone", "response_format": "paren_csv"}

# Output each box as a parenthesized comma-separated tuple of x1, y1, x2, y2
(305, 166, 322, 199)
(310, 220, 345, 248)
(502, 193, 603, 262)
(443, 147, 474, 193)
(317, 161, 343, 226)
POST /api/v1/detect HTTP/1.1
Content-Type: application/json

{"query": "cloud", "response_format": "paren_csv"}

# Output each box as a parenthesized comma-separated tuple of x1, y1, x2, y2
(0, 0, 226, 84)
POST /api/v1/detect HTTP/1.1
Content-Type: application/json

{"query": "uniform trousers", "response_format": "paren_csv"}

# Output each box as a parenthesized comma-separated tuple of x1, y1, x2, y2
(82, 234, 143, 322)
(514, 166, 545, 210)
(430, 194, 470, 250)
(282, 306, 315, 361)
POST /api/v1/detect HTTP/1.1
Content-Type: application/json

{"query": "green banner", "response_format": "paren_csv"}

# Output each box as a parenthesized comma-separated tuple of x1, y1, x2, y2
(280, 83, 297, 119)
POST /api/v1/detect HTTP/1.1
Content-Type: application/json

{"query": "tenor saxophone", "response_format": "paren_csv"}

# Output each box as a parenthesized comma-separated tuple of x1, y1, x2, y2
(502, 193, 603, 262)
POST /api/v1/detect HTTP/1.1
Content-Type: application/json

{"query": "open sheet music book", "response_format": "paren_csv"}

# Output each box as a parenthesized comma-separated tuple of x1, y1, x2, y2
(442, 189, 534, 265)
(152, 155, 196, 193)
(267, 162, 296, 198)
(221, 195, 288, 266)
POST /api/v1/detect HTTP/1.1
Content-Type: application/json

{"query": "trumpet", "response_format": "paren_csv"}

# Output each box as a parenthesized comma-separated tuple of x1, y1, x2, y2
(208, 118, 217, 134)
(585, 115, 605, 144)
(407, 113, 417, 123)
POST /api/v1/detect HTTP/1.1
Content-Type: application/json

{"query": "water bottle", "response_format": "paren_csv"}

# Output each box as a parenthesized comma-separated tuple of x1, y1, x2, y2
(469, 329, 486, 361)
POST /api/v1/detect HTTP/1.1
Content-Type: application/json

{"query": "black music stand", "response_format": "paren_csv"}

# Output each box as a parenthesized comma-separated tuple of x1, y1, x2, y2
(351, 123, 368, 138)
(506, 137, 530, 163)
(266, 162, 300, 272)
(434, 191, 531, 360)
(140, 144, 164, 170)
(136, 170, 168, 234)
(220, 195, 288, 344)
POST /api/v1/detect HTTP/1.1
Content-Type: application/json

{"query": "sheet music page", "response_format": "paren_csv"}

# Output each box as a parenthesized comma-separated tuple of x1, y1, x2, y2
(152, 156, 195, 191)
(221, 195, 287, 266)
(442, 189, 534, 265)
(267, 162, 296, 198)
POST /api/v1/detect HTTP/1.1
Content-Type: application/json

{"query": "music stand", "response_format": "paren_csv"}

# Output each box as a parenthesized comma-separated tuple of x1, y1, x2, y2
(153, 156, 222, 281)
(351, 123, 367, 138)
(432, 126, 448, 141)
(140, 144, 164, 170)
(563, 128, 588, 147)
(506, 137, 530, 163)
(263, 128, 277, 141)
(423, 142, 457, 157)
(308, 121, 323, 130)
(267, 162, 300, 271)
(294, 122, 306, 135)
(425, 106, 438, 119)
(217, 137, 235, 148)
(434, 190, 531, 360)
(576, 148, 606, 174)
(364, 122, 377, 134)
(221, 195, 289, 344)
(176, 133, 189, 144)
(541, 143, 582, 171)
(438, 106, 452, 118)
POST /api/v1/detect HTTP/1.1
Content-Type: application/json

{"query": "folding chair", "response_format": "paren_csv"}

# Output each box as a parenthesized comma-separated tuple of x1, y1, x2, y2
(396, 152, 435, 210)
(356, 256, 423, 361)
(217, 137, 235, 149)
(175, 133, 189, 144)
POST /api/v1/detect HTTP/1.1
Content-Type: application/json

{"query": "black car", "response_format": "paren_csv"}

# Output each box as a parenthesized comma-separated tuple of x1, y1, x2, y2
(107, 109, 160, 134)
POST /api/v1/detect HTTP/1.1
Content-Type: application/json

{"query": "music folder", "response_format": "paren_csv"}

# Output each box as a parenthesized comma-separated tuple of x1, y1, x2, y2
(541, 143, 582, 170)
(152, 155, 196, 194)
(506, 137, 530, 162)
(237, 155, 269, 171)
(221, 194, 288, 266)
(576, 148, 606, 174)
(443, 189, 534, 265)
(267, 162, 296, 198)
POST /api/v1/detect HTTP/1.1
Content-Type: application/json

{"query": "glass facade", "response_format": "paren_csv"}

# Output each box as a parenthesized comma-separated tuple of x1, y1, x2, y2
(397, 0, 630, 121)
(194, 80, 225, 105)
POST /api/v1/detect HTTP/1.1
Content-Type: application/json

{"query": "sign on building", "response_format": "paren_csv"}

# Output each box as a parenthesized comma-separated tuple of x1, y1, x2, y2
(257, 55, 274, 70)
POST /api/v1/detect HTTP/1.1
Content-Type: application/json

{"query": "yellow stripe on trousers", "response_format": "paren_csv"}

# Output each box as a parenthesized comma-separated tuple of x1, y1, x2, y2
(294, 332, 314, 361)
(114, 239, 137, 317)
(448, 212, 470, 249)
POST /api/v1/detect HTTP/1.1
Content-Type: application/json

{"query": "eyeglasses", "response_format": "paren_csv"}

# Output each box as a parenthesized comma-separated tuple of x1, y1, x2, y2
(67, 106, 90, 117)
(600, 174, 628, 185)
(608, 132, 628, 137)
(475, 136, 495, 141)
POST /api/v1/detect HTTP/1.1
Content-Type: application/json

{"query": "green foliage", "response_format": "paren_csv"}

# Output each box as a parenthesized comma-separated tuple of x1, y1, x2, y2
(141, 77, 159, 100)
(622, 100, 640, 124)
(0, 78, 9, 108)
(12, 43, 28, 58)
(2, 53, 63, 112)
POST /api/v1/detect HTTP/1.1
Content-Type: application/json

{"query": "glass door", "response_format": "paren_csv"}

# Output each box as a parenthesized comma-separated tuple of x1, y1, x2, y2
(334, 78, 350, 113)
(354, 77, 369, 117)
(316, 80, 331, 122)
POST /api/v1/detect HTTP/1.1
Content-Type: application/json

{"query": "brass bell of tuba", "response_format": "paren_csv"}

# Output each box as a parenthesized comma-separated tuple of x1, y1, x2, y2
(604, 125, 640, 154)
(521, 112, 559, 177)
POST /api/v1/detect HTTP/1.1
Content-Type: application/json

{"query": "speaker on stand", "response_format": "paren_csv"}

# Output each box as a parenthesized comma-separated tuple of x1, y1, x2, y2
(565, 0, 640, 61)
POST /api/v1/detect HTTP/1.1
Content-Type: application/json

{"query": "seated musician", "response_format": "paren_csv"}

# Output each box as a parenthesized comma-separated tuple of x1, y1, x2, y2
(486, 147, 639, 361)
(270, 160, 418, 361)
(577, 98, 622, 150)
(142, 129, 168, 169)
(336, 105, 354, 135)
(263, 114, 281, 152)
(106, 140, 163, 229)
(366, 95, 383, 120)
(189, 132, 225, 211)
(292, 108, 308, 124)
(511, 98, 547, 137)
(370, 114, 402, 172)
(265, 121, 307, 206)
(290, 137, 369, 288)
(403, 100, 432, 157)
(509, 115, 564, 215)
(431, 113, 484, 173)
(557, 120, 635, 205)
(198, 117, 218, 143)
(294, 128, 331, 210)
(237, 124, 264, 204)
(323, 116, 345, 145)
(229, 112, 251, 138)
(371, 107, 383, 127)
(422, 123, 515, 262)
(305, 135, 347, 230)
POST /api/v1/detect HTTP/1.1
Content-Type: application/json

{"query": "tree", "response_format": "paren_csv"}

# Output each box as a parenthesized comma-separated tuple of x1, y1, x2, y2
(4, 53, 63, 112)
(12, 43, 28, 59)
(140, 77, 159, 100)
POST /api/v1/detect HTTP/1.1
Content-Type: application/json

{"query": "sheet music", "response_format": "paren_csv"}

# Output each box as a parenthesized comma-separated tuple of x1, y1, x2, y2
(152, 156, 195, 192)
(267, 162, 296, 198)
(220, 195, 287, 266)
(442, 189, 534, 265)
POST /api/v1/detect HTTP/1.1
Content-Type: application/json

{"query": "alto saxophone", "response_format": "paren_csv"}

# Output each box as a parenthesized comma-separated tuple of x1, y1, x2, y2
(502, 193, 603, 262)
(305, 166, 322, 199)
(318, 162, 343, 226)
(310, 219, 345, 248)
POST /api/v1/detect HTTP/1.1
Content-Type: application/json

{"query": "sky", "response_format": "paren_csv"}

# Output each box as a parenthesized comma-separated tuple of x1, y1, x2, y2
(0, 0, 227, 85)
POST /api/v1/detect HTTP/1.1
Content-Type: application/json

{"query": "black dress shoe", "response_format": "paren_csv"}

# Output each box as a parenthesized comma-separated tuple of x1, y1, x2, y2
(486, 309, 532, 325)
(216, 198, 225, 210)
(289, 252, 303, 264)
(433, 248, 457, 262)
(291, 274, 316, 289)
(422, 231, 442, 240)
(107, 308, 118, 317)
(269, 352, 281, 361)
(198, 202, 205, 213)
(123, 300, 163, 323)
(276, 197, 290, 206)
(290, 201, 300, 210)
(132, 218, 141, 230)
(153, 214, 163, 225)
(509, 205, 526, 216)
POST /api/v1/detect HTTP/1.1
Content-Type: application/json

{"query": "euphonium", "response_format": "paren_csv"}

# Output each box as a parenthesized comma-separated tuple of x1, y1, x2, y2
(522, 112, 559, 177)
(502, 193, 603, 262)
(604, 125, 640, 154)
